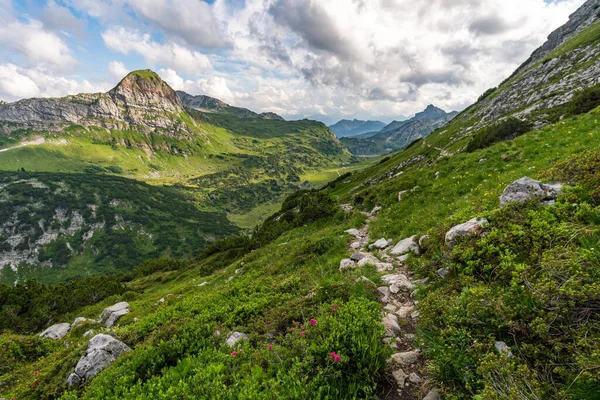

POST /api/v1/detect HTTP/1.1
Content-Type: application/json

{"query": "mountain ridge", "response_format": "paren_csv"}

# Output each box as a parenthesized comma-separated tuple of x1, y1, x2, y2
(328, 119, 386, 137)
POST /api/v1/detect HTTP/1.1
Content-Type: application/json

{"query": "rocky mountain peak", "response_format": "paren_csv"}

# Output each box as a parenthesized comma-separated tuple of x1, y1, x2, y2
(413, 104, 447, 120)
(109, 70, 183, 112)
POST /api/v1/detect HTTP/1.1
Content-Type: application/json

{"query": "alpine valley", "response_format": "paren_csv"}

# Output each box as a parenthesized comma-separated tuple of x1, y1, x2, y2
(2, 1, 600, 400)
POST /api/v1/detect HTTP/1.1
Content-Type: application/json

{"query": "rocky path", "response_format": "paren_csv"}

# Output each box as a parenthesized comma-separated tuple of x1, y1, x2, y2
(340, 206, 439, 400)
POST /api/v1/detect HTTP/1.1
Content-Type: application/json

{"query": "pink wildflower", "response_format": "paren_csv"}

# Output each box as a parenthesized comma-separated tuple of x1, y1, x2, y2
(295, 321, 300, 326)
(34, 370, 39, 375)
(334, 355, 341, 362)
(329, 352, 337, 359)
(268, 344, 273, 351)
(300, 332, 305, 337)
(309, 319, 317, 326)
(231, 351, 238, 356)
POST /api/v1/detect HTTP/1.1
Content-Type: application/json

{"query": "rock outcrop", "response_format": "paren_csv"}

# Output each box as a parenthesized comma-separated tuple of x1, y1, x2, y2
(67, 334, 131, 387)
(445, 218, 488, 248)
(499, 177, 562, 206)
(226, 332, 248, 347)
(99, 302, 130, 327)
(40, 323, 71, 340)
(390, 236, 420, 256)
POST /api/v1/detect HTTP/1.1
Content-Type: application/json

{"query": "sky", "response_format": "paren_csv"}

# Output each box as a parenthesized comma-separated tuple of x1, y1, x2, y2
(0, 0, 586, 125)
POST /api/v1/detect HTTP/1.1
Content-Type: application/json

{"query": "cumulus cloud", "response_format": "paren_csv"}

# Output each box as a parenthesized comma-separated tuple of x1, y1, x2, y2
(41, 1, 87, 38)
(0, 19, 76, 71)
(159, 68, 234, 103)
(0, 63, 109, 101)
(108, 61, 129, 80)
(102, 27, 213, 74)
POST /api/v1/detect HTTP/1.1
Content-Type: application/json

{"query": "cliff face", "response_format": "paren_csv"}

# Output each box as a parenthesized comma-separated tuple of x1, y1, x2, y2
(0, 70, 191, 134)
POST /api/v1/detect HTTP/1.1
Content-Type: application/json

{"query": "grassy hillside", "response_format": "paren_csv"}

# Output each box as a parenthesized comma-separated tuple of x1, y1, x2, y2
(2, 103, 600, 399)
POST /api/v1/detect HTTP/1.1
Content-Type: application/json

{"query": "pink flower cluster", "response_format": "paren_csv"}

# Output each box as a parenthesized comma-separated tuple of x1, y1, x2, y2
(329, 352, 341, 362)
(331, 304, 339, 313)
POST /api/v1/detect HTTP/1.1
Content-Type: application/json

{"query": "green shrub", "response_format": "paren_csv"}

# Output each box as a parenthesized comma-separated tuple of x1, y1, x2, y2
(567, 84, 600, 116)
(466, 117, 533, 152)
(477, 87, 497, 102)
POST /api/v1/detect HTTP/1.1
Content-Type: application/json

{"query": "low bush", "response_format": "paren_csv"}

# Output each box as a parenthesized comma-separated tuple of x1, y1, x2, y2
(466, 117, 533, 152)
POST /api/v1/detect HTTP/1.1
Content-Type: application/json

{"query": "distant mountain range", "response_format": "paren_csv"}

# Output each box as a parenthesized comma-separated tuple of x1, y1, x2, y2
(339, 105, 458, 155)
(328, 119, 387, 137)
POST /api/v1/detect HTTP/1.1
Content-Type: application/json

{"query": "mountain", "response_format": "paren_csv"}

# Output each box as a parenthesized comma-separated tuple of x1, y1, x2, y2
(328, 119, 387, 137)
(340, 105, 457, 155)
(3, 2, 600, 400)
(0, 70, 353, 283)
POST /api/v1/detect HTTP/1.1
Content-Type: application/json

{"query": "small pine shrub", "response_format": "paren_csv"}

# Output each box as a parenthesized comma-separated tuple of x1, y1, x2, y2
(566, 84, 600, 116)
(466, 117, 533, 152)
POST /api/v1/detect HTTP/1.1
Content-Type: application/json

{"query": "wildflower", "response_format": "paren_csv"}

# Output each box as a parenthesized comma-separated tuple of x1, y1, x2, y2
(34, 370, 39, 375)
(231, 351, 238, 356)
(334, 355, 341, 362)
(268, 344, 273, 351)
(295, 321, 300, 326)
(309, 319, 317, 326)
(330, 352, 337, 359)
(300, 332, 305, 337)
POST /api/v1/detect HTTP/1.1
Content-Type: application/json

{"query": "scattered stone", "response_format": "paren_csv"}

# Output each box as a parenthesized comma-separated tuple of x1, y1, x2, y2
(422, 389, 441, 400)
(157, 298, 165, 305)
(370, 238, 392, 249)
(198, 281, 209, 287)
(396, 254, 409, 263)
(350, 252, 368, 262)
(344, 228, 361, 237)
(340, 204, 354, 213)
(99, 302, 130, 327)
(72, 317, 87, 328)
(40, 323, 71, 340)
(82, 330, 95, 338)
(350, 241, 362, 250)
(437, 268, 451, 279)
(381, 274, 415, 291)
(389, 284, 400, 294)
(356, 276, 375, 285)
(418, 235, 430, 250)
(378, 286, 390, 303)
(226, 332, 249, 348)
(68, 334, 131, 387)
(500, 177, 563, 206)
(376, 262, 394, 272)
(398, 190, 410, 202)
(392, 368, 408, 386)
(495, 341, 514, 357)
(410, 311, 420, 319)
(390, 236, 420, 256)
(435, 171, 440, 179)
(339, 258, 356, 271)
(391, 350, 421, 366)
(384, 304, 397, 312)
(479, 158, 487, 163)
(408, 372, 423, 384)
(445, 218, 488, 248)
(371, 206, 382, 215)
(396, 306, 416, 319)
(383, 313, 401, 336)
(357, 255, 380, 267)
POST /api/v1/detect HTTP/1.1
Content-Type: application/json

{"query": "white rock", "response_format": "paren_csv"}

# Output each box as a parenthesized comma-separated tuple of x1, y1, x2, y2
(396, 306, 416, 319)
(344, 229, 361, 237)
(376, 262, 394, 272)
(72, 317, 87, 328)
(445, 218, 488, 248)
(40, 323, 71, 340)
(339, 258, 356, 271)
(99, 302, 130, 327)
(423, 389, 441, 400)
(68, 334, 130, 387)
(383, 313, 401, 336)
(437, 268, 451, 278)
(357, 255, 380, 267)
(82, 329, 95, 338)
(226, 332, 248, 347)
(495, 341, 513, 357)
(392, 368, 408, 386)
(390, 350, 421, 366)
(198, 281, 209, 287)
(500, 177, 563, 206)
(350, 241, 362, 250)
(408, 372, 422, 384)
(381, 274, 415, 291)
(390, 236, 420, 256)
(370, 238, 392, 249)
(371, 206, 382, 215)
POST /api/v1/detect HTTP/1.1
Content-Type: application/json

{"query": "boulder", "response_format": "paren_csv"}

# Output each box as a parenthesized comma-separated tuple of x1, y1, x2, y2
(344, 228, 361, 237)
(369, 238, 392, 250)
(377, 286, 390, 303)
(357, 255, 380, 267)
(383, 313, 401, 336)
(226, 332, 248, 347)
(445, 218, 488, 248)
(390, 349, 421, 366)
(390, 236, 420, 256)
(392, 368, 408, 386)
(495, 341, 513, 357)
(68, 334, 130, 387)
(370, 206, 382, 215)
(99, 302, 130, 327)
(72, 317, 87, 328)
(409, 372, 422, 384)
(40, 323, 71, 340)
(83, 329, 95, 337)
(499, 177, 563, 206)
(381, 274, 415, 291)
(350, 252, 368, 262)
(339, 258, 356, 271)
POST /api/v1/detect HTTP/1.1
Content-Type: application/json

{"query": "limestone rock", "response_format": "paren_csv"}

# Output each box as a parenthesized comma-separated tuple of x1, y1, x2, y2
(499, 177, 562, 206)
(423, 389, 441, 400)
(370, 238, 392, 250)
(69, 334, 131, 387)
(495, 341, 514, 357)
(72, 317, 87, 328)
(350, 252, 368, 262)
(437, 268, 450, 279)
(344, 228, 361, 237)
(390, 236, 420, 256)
(226, 332, 248, 347)
(40, 323, 71, 340)
(445, 218, 488, 248)
(339, 258, 356, 271)
(376, 262, 394, 272)
(396, 306, 416, 319)
(357, 255, 380, 267)
(83, 330, 95, 337)
(381, 274, 415, 291)
(390, 350, 421, 366)
(408, 372, 422, 384)
(99, 302, 130, 327)
(383, 313, 401, 336)
(392, 368, 408, 386)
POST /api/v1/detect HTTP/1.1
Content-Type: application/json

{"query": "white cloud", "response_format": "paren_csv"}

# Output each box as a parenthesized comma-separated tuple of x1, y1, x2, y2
(102, 27, 213, 74)
(41, 1, 86, 38)
(108, 61, 129, 80)
(0, 19, 77, 72)
(159, 68, 234, 103)
(0, 63, 109, 101)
